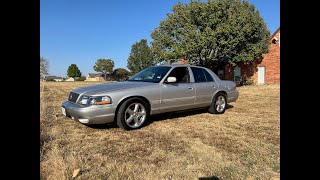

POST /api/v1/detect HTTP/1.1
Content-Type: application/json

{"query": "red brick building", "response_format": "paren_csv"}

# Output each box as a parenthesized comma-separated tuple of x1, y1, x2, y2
(214, 27, 280, 85)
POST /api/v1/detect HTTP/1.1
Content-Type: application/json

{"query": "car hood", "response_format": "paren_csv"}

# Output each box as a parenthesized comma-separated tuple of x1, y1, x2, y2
(71, 81, 156, 95)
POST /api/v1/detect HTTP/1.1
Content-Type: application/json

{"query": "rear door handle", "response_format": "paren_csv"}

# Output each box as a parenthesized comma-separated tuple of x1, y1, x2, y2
(188, 87, 193, 90)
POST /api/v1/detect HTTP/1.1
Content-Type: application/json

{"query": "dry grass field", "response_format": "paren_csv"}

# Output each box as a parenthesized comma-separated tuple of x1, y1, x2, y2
(40, 81, 280, 180)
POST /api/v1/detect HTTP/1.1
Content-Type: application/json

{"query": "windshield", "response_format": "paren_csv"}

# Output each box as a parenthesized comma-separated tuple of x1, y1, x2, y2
(128, 66, 171, 83)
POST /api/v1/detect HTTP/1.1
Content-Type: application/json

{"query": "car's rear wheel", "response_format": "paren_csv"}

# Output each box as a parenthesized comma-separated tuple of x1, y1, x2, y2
(208, 92, 227, 114)
(116, 98, 149, 130)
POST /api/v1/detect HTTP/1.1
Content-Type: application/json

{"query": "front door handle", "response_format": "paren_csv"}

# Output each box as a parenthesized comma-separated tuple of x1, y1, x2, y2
(188, 87, 193, 90)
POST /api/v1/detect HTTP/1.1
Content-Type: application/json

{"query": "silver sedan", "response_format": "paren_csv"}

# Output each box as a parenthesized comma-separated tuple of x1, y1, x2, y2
(62, 64, 239, 130)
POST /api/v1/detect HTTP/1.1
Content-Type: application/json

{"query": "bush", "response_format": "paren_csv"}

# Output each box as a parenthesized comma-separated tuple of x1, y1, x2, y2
(45, 78, 55, 81)
(242, 75, 254, 85)
(76, 76, 86, 81)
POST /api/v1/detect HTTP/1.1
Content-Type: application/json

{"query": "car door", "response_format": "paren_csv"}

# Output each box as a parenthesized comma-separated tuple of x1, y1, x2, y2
(160, 67, 195, 113)
(190, 67, 218, 107)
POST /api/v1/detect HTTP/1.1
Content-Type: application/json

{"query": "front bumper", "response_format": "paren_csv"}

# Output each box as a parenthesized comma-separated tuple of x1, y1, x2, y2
(61, 100, 116, 124)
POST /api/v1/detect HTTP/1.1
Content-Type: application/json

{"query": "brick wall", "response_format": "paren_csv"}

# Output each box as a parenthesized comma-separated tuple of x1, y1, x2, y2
(252, 30, 280, 84)
(217, 29, 280, 84)
(222, 62, 257, 84)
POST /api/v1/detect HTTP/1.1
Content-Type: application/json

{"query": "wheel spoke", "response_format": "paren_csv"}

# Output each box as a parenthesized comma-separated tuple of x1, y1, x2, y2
(134, 104, 139, 112)
(217, 99, 222, 105)
(126, 115, 134, 123)
(138, 111, 146, 116)
(134, 116, 139, 124)
(127, 108, 134, 115)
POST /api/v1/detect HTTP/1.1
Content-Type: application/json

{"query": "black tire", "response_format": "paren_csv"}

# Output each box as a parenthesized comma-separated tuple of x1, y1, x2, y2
(208, 92, 227, 114)
(116, 97, 150, 130)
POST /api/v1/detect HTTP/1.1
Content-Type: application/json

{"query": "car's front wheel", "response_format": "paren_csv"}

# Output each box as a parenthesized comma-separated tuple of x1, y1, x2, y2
(116, 98, 149, 130)
(208, 92, 227, 114)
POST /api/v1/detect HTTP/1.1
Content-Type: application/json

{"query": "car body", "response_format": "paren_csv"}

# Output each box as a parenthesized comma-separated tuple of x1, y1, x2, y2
(62, 64, 239, 130)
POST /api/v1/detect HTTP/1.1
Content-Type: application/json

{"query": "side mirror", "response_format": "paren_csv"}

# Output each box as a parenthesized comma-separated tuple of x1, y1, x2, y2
(166, 77, 177, 83)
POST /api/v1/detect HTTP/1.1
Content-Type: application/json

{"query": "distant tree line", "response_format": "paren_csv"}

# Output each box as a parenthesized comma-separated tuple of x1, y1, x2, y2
(66, 59, 130, 81)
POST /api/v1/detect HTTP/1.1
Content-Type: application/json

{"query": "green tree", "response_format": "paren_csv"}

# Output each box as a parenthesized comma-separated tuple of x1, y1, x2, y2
(40, 56, 49, 78)
(112, 68, 130, 80)
(67, 64, 82, 78)
(93, 59, 114, 80)
(151, 0, 270, 67)
(127, 39, 154, 74)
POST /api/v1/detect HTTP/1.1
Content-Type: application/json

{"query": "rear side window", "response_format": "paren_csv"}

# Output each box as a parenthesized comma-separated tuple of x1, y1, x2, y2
(203, 69, 214, 82)
(191, 67, 214, 82)
(191, 67, 206, 82)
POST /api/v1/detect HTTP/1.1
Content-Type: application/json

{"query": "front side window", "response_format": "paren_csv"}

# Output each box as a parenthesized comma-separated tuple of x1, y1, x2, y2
(128, 66, 171, 83)
(166, 67, 190, 83)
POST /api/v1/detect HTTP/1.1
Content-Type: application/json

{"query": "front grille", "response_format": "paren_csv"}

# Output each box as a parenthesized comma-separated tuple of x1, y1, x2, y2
(68, 92, 79, 103)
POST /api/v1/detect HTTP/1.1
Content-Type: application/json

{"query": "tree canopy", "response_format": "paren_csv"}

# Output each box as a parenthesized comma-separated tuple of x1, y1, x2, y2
(127, 39, 154, 74)
(151, 0, 270, 66)
(40, 57, 49, 78)
(112, 68, 130, 81)
(93, 59, 114, 80)
(67, 64, 82, 78)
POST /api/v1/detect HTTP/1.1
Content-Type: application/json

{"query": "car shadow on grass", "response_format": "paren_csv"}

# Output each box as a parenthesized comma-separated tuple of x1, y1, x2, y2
(85, 104, 233, 129)
(145, 104, 234, 126)
(198, 176, 220, 180)
(84, 122, 118, 129)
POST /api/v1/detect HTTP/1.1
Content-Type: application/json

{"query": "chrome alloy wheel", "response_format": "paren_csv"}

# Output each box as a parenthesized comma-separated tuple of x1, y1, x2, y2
(215, 95, 226, 113)
(125, 103, 147, 128)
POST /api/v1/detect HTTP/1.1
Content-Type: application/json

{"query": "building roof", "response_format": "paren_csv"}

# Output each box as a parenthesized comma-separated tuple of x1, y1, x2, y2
(87, 73, 103, 78)
(271, 27, 280, 39)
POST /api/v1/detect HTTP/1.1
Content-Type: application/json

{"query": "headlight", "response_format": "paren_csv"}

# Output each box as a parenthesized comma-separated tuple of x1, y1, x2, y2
(78, 95, 90, 105)
(78, 95, 112, 105)
(89, 96, 112, 105)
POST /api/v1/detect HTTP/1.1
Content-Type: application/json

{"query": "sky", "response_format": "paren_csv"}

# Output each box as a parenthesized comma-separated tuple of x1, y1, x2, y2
(40, 0, 280, 77)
